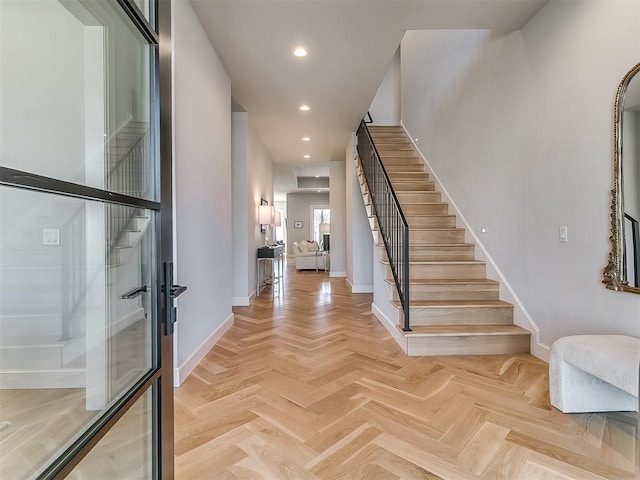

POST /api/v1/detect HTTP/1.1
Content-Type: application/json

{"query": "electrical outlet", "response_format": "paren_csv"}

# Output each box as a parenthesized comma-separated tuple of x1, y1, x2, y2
(481, 227, 487, 234)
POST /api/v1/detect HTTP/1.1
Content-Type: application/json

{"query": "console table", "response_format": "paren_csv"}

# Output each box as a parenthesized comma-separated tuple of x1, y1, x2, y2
(256, 245, 284, 297)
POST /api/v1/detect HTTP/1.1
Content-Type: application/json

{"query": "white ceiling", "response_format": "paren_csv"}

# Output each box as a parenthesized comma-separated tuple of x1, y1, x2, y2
(190, 0, 547, 199)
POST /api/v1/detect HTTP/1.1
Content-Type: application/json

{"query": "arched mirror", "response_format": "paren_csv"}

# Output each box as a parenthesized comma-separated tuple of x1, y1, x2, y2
(603, 62, 640, 294)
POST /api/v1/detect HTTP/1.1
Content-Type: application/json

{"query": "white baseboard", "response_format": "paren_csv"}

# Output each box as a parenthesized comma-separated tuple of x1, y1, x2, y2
(173, 313, 234, 387)
(330, 271, 347, 278)
(347, 273, 373, 293)
(232, 297, 250, 307)
(352, 284, 374, 293)
(534, 343, 551, 363)
(401, 121, 546, 362)
(372, 303, 407, 353)
(0, 368, 85, 389)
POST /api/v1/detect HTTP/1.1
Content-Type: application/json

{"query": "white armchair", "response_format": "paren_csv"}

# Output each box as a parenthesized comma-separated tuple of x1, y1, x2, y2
(292, 241, 327, 271)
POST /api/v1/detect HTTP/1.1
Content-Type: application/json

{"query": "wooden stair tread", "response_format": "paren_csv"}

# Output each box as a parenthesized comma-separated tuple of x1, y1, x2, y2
(386, 278, 499, 286)
(392, 299, 512, 308)
(404, 214, 455, 219)
(403, 227, 464, 231)
(377, 242, 474, 248)
(381, 259, 484, 266)
(403, 324, 530, 336)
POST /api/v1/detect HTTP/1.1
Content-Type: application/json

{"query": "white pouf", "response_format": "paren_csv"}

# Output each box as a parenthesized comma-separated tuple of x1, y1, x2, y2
(549, 335, 640, 413)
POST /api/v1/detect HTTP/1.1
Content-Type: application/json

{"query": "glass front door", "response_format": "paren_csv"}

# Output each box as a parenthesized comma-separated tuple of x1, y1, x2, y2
(0, 0, 173, 477)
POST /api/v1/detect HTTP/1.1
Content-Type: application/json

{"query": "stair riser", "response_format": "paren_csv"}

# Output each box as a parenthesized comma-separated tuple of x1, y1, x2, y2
(403, 204, 448, 215)
(370, 127, 405, 131)
(0, 345, 64, 369)
(393, 182, 436, 192)
(388, 173, 430, 182)
(371, 138, 410, 144)
(376, 229, 466, 246)
(381, 157, 422, 166)
(392, 263, 486, 279)
(375, 144, 414, 151)
(407, 305, 513, 326)
(397, 192, 441, 203)
(0, 249, 62, 269)
(384, 165, 425, 172)
(407, 217, 456, 228)
(406, 334, 530, 356)
(383, 248, 476, 262)
(392, 285, 500, 302)
(379, 151, 419, 158)
(0, 314, 62, 337)
(1, 290, 60, 313)
(410, 229, 465, 244)
(0, 268, 61, 289)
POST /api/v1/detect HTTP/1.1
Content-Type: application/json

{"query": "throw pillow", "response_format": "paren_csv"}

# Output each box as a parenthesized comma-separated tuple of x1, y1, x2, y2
(307, 241, 319, 252)
(298, 241, 309, 253)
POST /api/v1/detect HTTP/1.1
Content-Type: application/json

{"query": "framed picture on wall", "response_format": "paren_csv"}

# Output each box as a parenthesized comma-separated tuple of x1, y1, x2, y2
(294, 221, 303, 229)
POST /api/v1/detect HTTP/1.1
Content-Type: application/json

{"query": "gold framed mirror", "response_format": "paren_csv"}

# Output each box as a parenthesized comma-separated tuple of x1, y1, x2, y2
(603, 61, 640, 295)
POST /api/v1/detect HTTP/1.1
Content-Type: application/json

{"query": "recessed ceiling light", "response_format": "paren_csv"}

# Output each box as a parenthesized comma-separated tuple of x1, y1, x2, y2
(317, 190, 322, 193)
(299, 105, 310, 111)
(315, 175, 319, 178)
(304, 154, 311, 159)
(293, 47, 307, 57)
(302, 137, 311, 142)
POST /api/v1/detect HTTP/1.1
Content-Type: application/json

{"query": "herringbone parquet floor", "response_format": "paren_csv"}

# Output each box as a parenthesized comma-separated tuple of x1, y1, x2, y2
(174, 262, 639, 479)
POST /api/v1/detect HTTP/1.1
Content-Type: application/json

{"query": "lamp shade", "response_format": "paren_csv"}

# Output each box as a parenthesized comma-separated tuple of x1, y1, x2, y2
(259, 205, 274, 225)
(273, 211, 282, 227)
(319, 223, 330, 234)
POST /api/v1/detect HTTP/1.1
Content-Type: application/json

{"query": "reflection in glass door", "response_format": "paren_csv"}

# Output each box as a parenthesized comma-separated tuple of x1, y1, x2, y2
(0, 0, 173, 477)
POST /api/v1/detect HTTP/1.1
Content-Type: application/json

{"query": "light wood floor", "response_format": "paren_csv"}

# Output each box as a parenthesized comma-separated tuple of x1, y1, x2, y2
(174, 263, 639, 479)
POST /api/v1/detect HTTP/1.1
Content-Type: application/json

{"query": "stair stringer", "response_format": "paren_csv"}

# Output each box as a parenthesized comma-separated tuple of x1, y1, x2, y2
(353, 155, 408, 352)
(400, 121, 547, 361)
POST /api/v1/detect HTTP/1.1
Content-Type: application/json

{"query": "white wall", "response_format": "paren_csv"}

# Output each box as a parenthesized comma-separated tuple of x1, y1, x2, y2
(0, 1, 85, 183)
(173, 0, 233, 377)
(231, 112, 274, 305)
(345, 135, 374, 292)
(231, 113, 249, 304)
(401, 0, 640, 347)
(329, 160, 347, 277)
(369, 48, 401, 126)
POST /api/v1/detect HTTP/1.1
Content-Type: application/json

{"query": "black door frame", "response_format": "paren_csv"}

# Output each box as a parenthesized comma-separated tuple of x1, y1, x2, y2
(0, 0, 174, 477)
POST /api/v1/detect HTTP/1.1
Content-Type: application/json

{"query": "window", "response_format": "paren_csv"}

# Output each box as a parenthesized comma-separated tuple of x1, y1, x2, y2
(311, 206, 330, 246)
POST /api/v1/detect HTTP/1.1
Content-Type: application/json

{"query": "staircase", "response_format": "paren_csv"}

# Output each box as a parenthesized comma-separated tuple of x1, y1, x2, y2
(0, 121, 151, 388)
(357, 125, 530, 356)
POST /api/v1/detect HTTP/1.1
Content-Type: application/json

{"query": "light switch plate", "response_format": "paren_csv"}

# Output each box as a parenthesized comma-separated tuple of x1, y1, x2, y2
(559, 226, 568, 243)
(43, 229, 60, 246)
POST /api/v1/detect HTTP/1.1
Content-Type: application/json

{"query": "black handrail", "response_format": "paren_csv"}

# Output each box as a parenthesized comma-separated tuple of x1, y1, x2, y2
(356, 120, 411, 331)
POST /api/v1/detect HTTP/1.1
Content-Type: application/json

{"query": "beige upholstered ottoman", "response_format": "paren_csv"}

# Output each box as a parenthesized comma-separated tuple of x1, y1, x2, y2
(549, 335, 639, 413)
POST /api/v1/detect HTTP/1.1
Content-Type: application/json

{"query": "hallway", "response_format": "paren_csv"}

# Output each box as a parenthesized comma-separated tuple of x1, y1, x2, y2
(174, 264, 637, 479)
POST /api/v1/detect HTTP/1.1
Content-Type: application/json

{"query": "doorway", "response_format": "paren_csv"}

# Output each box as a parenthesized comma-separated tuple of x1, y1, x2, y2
(0, 0, 174, 477)
(310, 205, 330, 250)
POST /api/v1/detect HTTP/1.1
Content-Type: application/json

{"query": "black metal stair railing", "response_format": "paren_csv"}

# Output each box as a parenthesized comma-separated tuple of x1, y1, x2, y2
(356, 119, 411, 331)
(59, 127, 149, 341)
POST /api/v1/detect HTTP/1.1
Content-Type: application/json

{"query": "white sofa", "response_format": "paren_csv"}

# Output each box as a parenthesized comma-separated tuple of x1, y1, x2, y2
(292, 241, 326, 271)
(549, 335, 640, 413)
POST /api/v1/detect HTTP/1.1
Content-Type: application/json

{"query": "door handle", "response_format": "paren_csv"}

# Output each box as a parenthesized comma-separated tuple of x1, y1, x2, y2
(122, 285, 148, 299)
(169, 285, 187, 298)
(163, 261, 187, 336)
